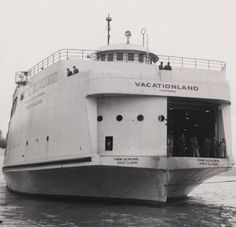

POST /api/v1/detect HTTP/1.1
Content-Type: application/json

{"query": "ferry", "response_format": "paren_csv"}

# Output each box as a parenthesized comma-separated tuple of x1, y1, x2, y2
(2, 16, 234, 203)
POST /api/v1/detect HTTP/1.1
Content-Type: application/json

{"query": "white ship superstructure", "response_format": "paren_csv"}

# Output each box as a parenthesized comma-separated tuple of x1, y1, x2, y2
(2, 21, 234, 203)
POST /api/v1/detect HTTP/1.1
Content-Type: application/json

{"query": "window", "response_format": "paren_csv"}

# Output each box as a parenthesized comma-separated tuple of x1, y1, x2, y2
(33, 82, 41, 92)
(29, 86, 34, 95)
(48, 72, 58, 84)
(138, 54, 144, 62)
(41, 77, 49, 88)
(20, 92, 24, 100)
(105, 136, 113, 151)
(24, 89, 29, 98)
(128, 53, 134, 61)
(101, 55, 106, 61)
(117, 52, 123, 61)
(108, 53, 113, 61)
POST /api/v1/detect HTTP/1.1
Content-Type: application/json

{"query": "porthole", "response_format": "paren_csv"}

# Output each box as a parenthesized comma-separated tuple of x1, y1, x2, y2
(116, 115, 123, 121)
(46, 136, 49, 141)
(158, 115, 165, 122)
(26, 141, 29, 146)
(137, 114, 144, 121)
(97, 115, 103, 122)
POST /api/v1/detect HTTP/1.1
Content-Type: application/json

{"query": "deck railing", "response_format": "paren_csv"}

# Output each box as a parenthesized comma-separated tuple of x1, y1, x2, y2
(158, 55, 226, 72)
(15, 49, 226, 85)
(27, 49, 96, 78)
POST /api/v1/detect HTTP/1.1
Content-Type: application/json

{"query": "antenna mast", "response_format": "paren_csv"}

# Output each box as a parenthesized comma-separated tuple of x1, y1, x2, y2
(141, 28, 146, 46)
(106, 14, 112, 45)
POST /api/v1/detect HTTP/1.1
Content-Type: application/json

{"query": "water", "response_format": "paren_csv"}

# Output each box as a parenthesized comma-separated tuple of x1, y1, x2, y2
(0, 157, 236, 226)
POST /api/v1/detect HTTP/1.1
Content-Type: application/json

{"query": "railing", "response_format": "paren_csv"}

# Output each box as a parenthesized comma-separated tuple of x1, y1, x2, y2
(18, 49, 226, 83)
(158, 55, 225, 71)
(27, 49, 96, 78)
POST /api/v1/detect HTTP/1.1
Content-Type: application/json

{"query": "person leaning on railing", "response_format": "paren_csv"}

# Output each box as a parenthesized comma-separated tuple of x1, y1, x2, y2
(159, 62, 164, 70)
(67, 66, 79, 77)
(164, 62, 172, 70)
(73, 66, 79, 74)
(67, 68, 73, 77)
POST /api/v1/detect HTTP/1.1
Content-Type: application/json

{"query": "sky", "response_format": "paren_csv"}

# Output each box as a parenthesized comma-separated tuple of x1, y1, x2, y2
(0, 0, 236, 157)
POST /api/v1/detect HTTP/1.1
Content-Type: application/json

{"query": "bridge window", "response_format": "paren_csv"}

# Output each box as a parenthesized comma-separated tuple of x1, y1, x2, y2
(101, 54, 106, 61)
(108, 53, 113, 61)
(117, 52, 123, 61)
(29, 86, 34, 95)
(128, 53, 134, 61)
(138, 53, 144, 62)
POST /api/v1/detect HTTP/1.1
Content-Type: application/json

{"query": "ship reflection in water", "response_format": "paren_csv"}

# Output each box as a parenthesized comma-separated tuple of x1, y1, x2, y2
(0, 173, 235, 226)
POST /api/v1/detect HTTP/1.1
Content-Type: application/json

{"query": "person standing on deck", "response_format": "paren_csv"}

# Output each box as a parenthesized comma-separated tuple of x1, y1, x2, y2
(177, 134, 186, 156)
(211, 137, 218, 158)
(73, 66, 79, 74)
(164, 62, 172, 70)
(167, 134, 174, 156)
(219, 138, 226, 158)
(193, 137, 200, 157)
(67, 68, 73, 77)
(189, 137, 195, 157)
(203, 138, 210, 157)
(159, 62, 164, 70)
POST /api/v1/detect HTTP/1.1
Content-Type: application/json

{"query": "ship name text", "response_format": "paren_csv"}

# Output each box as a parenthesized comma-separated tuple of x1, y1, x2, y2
(135, 82, 199, 92)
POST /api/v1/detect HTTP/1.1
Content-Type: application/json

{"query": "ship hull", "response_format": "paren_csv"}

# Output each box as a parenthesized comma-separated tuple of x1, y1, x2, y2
(2, 165, 230, 203)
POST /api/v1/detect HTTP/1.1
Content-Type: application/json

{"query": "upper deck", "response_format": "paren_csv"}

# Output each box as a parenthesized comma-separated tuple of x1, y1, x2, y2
(15, 44, 226, 85)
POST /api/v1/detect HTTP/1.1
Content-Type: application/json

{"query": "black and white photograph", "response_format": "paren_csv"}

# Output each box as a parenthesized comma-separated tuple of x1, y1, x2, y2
(0, 0, 236, 226)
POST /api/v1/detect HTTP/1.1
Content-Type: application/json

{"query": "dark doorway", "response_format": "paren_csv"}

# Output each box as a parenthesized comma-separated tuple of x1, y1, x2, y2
(167, 97, 221, 157)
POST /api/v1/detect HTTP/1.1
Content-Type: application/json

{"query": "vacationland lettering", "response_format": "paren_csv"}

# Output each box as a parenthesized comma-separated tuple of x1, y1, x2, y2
(135, 82, 199, 92)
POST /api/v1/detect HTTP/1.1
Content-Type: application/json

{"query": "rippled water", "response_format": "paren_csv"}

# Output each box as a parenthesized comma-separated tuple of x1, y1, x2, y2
(0, 161, 236, 226)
